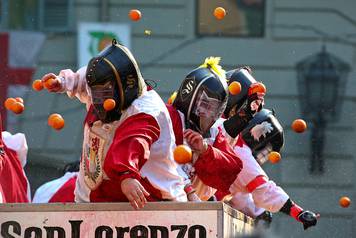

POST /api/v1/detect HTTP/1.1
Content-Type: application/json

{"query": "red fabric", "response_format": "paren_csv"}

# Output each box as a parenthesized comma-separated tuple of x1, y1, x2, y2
(90, 113, 162, 202)
(48, 176, 77, 203)
(194, 129, 243, 193)
(84, 105, 98, 126)
(290, 203, 303, 221)
(246, 175, 268, 193)
(0, 143, 29, 203)
(166, 104, 183, 145)
(235, 135, 245, 147)
(215, 190, 229, 201)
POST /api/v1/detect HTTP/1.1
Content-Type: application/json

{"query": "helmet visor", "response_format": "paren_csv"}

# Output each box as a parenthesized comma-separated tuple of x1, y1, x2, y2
(89, 81, 116, 121)
(192, 90, 226, 135)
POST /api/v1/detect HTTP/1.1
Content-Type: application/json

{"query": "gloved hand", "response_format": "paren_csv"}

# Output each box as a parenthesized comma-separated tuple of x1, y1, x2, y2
(279, 199, 319, 230)
(298, 210, 319, 230)
(255, 211, 273, 228)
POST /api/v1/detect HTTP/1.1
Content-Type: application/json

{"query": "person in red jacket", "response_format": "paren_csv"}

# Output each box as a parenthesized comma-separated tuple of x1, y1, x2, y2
(0, 113, 30, 203)
(41, 40, 188, 209)
(167, 57, 243, 196)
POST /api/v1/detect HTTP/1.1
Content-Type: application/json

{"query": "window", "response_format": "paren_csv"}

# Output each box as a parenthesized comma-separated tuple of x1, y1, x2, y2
(38, 0, 74, 32)
(8, 0, 38, 30)
(197, 0, 266, 37)
(0, 0, 8, 28)
(0, 0, 73, 32)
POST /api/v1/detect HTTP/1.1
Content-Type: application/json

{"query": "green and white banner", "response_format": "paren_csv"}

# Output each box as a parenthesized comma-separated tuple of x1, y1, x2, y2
(78, 22, 131, 68)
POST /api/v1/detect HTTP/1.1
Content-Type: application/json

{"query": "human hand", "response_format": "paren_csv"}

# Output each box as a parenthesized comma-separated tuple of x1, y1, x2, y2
(183, 129, 208, 155)
(121, 178, 150, 210)
(41, 73, 63, 92)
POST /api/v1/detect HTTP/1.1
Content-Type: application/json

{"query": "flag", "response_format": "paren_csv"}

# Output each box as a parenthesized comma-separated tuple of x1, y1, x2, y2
(0, 31, 45, 129)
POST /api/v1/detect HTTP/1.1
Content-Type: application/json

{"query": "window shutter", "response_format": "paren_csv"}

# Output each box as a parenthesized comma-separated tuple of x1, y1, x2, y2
(39, 0, 73, 32)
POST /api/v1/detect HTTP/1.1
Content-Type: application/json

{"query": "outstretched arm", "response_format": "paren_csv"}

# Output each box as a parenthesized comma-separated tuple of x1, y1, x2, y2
(41, 67, 91, 107)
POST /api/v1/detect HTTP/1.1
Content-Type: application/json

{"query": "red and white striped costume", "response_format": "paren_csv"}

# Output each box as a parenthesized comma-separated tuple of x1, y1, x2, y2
(194, 118, 289, 218)
(59, 67, 188, 202)
(0, 114, 31, 203)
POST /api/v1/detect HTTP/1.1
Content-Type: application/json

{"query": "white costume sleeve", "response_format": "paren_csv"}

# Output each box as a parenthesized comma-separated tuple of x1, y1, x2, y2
(250, 180, 289, 213)
(2, 131, 28, 167)
(32, 172, 78, 203)
(230, 143, 289, 213)
(59, 66, 91, 108)
(229, 192, 266, 218)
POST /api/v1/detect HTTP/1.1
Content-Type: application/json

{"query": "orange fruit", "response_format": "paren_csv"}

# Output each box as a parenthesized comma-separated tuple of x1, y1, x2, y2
(173, 145, 192, 164)
(48, 113, 62, 127)
(339, 196, 351, 208)
(32, 80, 44, 91)
(11, 102, 25, 114)
(103, 99, 116, 111)
(4, 98, 17, 110)
(229, 81, 242, 95)
(129, 9, 141, 21)
(15, 97, 24, 104)
(214, 7, 226, 20)
(44, 77, 59, 89)
(248, 82, 266, 95)
(268, 151, 281, 164)
(292, 119, 307, 133)
(52, 116, 65, 130)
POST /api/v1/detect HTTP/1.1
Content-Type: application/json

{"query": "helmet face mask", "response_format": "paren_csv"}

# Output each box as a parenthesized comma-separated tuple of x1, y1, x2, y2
(254, 143, 273, 165)
(90, 81, 118, 123)
(190, 89, 227, 135)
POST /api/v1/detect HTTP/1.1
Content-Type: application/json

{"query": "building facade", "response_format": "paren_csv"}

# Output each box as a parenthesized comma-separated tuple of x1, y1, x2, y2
(1, 0, 355, 237)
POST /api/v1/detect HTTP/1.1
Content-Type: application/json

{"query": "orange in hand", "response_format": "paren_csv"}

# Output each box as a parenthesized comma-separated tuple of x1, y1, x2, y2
(44, 77, 59, 89)
(174, 145, 192, 164)
(214, 7, 226, 20)
(339, 196, 351, 208)
(48, 113, 65, 130)
(4, 98, 17, 110)
(129, 9, 142, 21)
(228, 81, 242, 95)
(268, 151, 281, 164)
(248, 82, 266, 95)
(292, 119, 307, 133)
(103, 99, 116, 111)
(32, 80, 44, 91)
